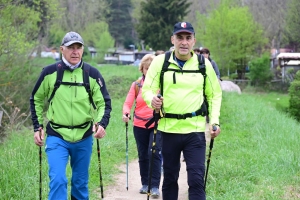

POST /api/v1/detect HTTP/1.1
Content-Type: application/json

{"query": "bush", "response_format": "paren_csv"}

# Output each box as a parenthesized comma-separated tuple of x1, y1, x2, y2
(288, 71, 300, 121)
(249, 54, 273, 86)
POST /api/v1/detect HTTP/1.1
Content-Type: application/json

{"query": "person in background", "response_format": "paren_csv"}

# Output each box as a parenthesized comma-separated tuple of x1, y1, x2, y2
(155, 50, 165, 56)
(193, 48, 201, 55)
(122, 54, 162, 198)
(142, 22, 222, 200)
(30, 31, 112, 200)
(169, 46, 175, 51)
(200, 48, 221, 80)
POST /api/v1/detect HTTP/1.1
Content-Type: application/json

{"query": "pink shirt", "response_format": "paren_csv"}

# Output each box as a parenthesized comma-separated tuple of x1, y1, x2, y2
(123, 79, 154, 128)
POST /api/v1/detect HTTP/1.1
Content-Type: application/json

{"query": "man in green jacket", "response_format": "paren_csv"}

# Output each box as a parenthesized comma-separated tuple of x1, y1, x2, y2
(142, 22, 222, 200)
(30, 31, 111, 200)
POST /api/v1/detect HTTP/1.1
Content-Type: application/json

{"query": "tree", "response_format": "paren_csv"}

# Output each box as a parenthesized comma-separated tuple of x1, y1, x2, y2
(21, 0, 61, 57)
(81, 22, 115, 63)
(188, 0, 289, 50)
(283, 0, 300, 52)
(106, 0, 134, 48)
(0, 0, 41, 130)
(249, 53, 273, 86)
(0, 1, 39, 59)
(48, 0, 109, 47)
(195, 0, 267, 78)
(136, 0, 191, 51)
(238, 0, 287, 50)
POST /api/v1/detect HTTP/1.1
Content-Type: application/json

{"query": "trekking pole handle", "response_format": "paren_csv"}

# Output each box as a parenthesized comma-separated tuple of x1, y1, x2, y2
(125, 113, 131, 119)
(155, 94, 162, 113)
(210, 125, 217, 149)
(212, 125, 217, 131)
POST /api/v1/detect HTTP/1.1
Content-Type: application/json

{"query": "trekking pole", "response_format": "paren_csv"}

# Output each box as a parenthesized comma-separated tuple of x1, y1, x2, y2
(204, 125, 217, 190)
(96, 125, 104, 199)
(147, 94, 161, 200)
(39, 130, 42, 200)
(125, 114, 131, 191)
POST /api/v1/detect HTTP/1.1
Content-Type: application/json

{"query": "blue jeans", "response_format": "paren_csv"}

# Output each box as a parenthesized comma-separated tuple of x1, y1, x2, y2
(161, 132, 206, 200)
(133, 126, 162, 188)
(45, 135, 93, 200)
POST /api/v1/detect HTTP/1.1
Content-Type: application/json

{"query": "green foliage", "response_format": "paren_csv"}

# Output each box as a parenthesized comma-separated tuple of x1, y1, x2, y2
(80, 22, 115, 63)
(106, 0, 134, 47)
(136, 0, 191, 51)
(48, 23, 67, 47)
(131, 0, 145, 23)
(0, 57, 54, 136)
(196, 1, 267, 74)
(46, 0, 109, 48)
(56, 0, 109, 32)
(283, 0, 300, 51)
(288, 71, 300, 121)
(249, 54, 273, 86)
(0, 1, 41, 133)
(0, 1, 40, 57)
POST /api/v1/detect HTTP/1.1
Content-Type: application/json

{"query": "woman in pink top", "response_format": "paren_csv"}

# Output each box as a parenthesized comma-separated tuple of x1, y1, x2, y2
(122, 54, 161, 198)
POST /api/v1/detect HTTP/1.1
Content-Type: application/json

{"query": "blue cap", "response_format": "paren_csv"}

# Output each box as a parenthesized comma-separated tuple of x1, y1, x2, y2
(173, 22, 195, 35)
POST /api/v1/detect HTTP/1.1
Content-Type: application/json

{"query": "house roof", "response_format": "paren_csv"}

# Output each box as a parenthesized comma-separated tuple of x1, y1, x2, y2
(276, 53, 300, 60)
(287, 60, 300, 65)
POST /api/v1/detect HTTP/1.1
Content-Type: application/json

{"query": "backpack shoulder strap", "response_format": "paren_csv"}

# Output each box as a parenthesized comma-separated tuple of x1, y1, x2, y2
(82, 63, 96, 110)
(160, 51, 172, 96)
(197, 54, 205, 70)
(134, 78, 142, 98)
(162, 51, 172, 72)
(48, 61, 64, 103)
(197, 54, 209, 115)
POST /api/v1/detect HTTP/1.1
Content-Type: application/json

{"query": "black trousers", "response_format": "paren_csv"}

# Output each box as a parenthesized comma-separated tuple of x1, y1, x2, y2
(133, 126, 162, 188)
(161, 132, 206, 200)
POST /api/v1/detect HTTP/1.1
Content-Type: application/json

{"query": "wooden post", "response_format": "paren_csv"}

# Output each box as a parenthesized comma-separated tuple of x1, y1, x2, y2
(0, 110, 3, 126)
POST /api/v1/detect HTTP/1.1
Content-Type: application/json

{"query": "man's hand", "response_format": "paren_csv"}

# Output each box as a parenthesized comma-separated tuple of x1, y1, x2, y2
(210, 125, 221, 139)
(34, 128, 44, 146)
(93, 124, 106, 139)
(151, 95, 163, 110)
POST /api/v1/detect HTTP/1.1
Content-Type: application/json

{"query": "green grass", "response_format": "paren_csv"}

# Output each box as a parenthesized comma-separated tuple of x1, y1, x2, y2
(245, 91, 290, 113)
(207, 92, 300, 199)
(0, 63, 299, 199)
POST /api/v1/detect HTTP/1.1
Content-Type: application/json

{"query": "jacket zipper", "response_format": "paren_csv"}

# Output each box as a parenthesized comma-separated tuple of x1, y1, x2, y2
(74, 75, 77, 98)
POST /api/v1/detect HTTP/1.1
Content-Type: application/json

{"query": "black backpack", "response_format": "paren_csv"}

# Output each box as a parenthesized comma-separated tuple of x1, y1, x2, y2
(159, 51, 208, 119)
(48, 61, 96, 110)
(145, 52, 208, 128)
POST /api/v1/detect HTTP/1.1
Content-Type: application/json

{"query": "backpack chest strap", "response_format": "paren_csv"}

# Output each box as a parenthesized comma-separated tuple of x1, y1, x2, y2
(163, 102, 207, 120)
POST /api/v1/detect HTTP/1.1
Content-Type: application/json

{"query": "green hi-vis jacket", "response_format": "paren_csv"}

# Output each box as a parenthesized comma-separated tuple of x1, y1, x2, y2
(30, 61, 111, 142)
(142, 52, 222, 134)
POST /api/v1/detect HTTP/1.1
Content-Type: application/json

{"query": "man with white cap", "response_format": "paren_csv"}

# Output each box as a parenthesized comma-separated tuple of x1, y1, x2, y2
(30, 31, 112, 199)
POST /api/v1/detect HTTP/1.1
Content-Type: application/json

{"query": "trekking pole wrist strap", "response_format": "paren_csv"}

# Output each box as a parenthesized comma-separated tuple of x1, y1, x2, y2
(212, 123, 220, 127)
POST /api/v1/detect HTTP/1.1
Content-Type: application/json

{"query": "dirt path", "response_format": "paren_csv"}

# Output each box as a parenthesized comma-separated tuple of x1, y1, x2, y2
(102, 125, 211, 200)
(102, 158, 188, 200)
